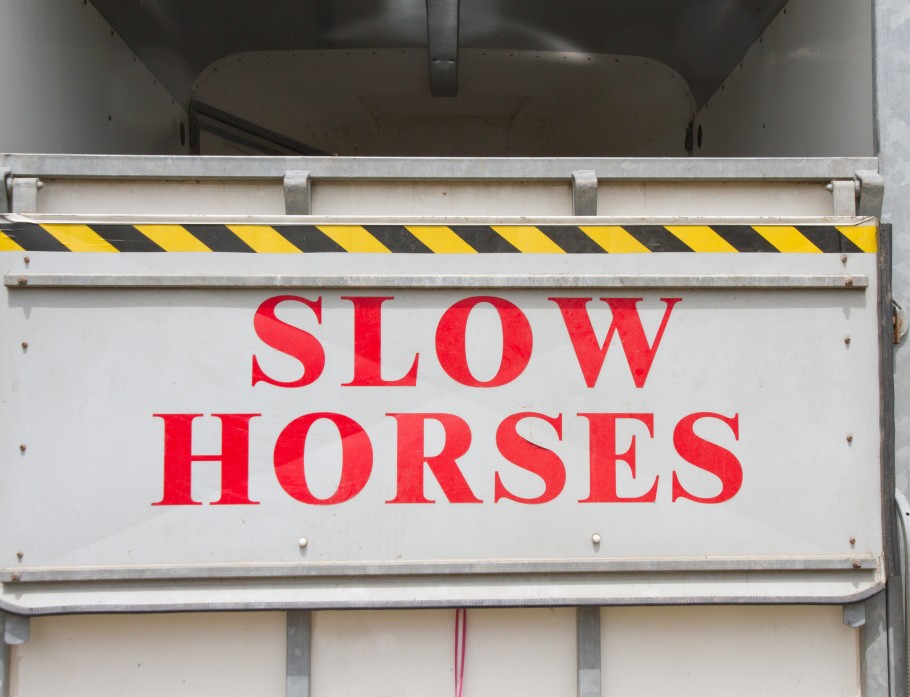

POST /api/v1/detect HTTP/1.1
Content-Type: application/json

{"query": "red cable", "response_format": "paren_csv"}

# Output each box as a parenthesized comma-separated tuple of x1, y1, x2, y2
(454, 608, 467, 697)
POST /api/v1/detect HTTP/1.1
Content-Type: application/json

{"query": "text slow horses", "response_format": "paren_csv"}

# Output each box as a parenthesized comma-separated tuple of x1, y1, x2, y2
(153, 294, 742, 507)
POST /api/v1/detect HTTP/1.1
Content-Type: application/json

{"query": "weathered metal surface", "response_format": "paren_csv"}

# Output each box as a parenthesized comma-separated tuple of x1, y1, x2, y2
(0, 221, 885, 610)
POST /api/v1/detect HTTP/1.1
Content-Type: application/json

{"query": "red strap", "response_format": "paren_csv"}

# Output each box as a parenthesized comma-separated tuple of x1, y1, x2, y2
(454, 608, 467, 697)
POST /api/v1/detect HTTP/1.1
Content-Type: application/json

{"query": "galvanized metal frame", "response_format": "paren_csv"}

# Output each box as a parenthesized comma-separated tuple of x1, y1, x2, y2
(2, 273, 870, 290)
(0, 155, 878, 181)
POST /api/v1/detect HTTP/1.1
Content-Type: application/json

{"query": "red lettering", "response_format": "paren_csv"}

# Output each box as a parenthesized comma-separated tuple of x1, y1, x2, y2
(549, 297, 680, 388)
(273, 413, 373, 505)
(341, 296, 419, 386)
(386, 413, 481, 504)
(494, 413, 565, 504)
(672, 412, 742, 504)
(153, 413, 260, 506)
(252, 295, 325, 388)
(579, 413, 658, 503)
(435, 296, 533, 387)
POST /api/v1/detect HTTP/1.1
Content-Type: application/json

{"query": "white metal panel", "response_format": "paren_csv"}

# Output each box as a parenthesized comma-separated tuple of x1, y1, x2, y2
(313, 608, 575, 697)
(602, 605, 860, 697)
(311, 181, 571, 216)
(11, 612, 285, 697)
(0, 0, 185, 155)
(31, 180, 836, 218)
(0, 232, 884, 609)
(37, 180, 286, 216)
(694, 0, 873, 157)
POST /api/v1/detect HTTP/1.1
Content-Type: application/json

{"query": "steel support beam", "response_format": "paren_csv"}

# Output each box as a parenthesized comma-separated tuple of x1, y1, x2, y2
(426, 0, 459, 96)
(577, 608, 601, 697)
(287, 611, 312, 697)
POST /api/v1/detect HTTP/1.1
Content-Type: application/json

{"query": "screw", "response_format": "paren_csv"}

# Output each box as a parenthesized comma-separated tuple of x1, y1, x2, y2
(849, 537, 856, 545)
(845, 336, 851, 345)
(841, 254, 848, 264)
(23, 256, 30, 265)
(10, 573, 19, 582)
(17, 277, 27, 286)
(298, 537, 308, 548)
(853, 560, 862, 569)
(844, 277, 854, 287)
(846, 434, 853, 443)
(591, 534, 601, 544)
(18, 444, 25, 453)
(20, 342, 27, 350)
(15, 552, 22, 560)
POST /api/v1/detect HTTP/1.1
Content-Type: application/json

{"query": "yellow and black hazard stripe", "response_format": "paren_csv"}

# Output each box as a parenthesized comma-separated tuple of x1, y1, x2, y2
(0, 222, 878, 254)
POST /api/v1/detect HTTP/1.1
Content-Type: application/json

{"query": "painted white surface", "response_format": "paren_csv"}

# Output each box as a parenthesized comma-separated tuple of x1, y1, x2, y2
(12, 612, 286, 697)
(0, 245, 882, 610)
(603, 605, 860, 697)
(0, 0, 186, 154)
(694, 0, 873, 157)
(193, 49, 693, 157)
(312, 608, 575, 697)
(32, 179, 837, 217)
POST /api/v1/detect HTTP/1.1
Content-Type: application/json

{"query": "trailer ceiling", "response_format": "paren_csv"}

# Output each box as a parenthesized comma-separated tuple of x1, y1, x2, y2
(89, 0, 787, 107)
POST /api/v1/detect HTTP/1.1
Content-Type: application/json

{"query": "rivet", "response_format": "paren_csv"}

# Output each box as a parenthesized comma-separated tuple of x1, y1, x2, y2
(18, 444, 26, 453)
(10, 573, 19, 582)
(849, 537, 856, 545)
(298, 537, 308, 548)
(17, 277, 27, 286)
(23, 256, 30, 265)
(846, 434, 853, 443)
(841, 255, 848, 264)
(844, 277, 854, 287)
(20, 342, 28, 350)
(852, 560, 862, 569)
(591, 534, 601, 544)
(15, 552, 22, 560)
(844, 336, 851, 345)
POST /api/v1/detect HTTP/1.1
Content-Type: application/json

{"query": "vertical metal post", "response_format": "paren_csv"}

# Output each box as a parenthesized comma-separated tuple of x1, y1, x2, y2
(287, 610, 312, 697)
(0, 614, 9, 697)
(577, 607, 601, 697)
(863, 591, 892, 697)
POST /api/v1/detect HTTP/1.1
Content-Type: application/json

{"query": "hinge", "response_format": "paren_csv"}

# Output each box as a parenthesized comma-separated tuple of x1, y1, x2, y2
(855, 170, 884, 218)
(284, 171, 311, 215)
(0, 169, 10, 214)
(572, 170, 598, 216)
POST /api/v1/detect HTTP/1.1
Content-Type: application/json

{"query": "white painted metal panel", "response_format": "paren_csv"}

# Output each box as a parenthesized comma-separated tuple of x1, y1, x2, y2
(0, 221, 884, 610)
(312, 608, 575, 697)
(602, 606, 860, 697)
(11, 612, 285, 697)
(0, 0, 185, 155)
(694, 0, 873, 158)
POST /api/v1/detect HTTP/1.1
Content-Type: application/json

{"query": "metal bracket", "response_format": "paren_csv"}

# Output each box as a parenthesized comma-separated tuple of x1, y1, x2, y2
(287, 611, 311, 697)
(844, 601, 867, 628)
(827, 180, 858, 216)
(855, 170, 885, 218)
(0, 169, 10, 214)
(9, 178, 42, 214)
(3, 615, 28, 646)
(426, 0, 459, 96)
(577, 607, 601, 697)
(284, 171, 312, 215)
(572, 170, 598, 216)
(894, 300, 908, 345)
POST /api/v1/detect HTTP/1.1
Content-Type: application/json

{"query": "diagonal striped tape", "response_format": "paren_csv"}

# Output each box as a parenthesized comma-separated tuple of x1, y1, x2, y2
(0, 223, 878, 254)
